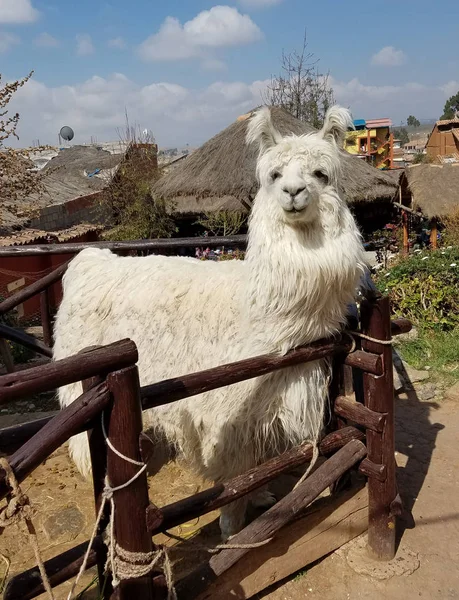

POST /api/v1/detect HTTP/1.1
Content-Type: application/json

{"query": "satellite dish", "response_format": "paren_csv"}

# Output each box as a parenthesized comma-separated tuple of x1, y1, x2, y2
(59, 126, 74, 142)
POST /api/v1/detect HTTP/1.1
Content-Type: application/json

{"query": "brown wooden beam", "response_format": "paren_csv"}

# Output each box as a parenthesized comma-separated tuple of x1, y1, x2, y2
(148, 426, 365, 532)
(0, 324, 52, 358)
(0, 261, 69, 315)
(0, 383, 111, 500)
(176, 440, 367, 599)
(0, 339, 138, 403)
(0, 235, 248, 258)
(334, 396, 387, 432)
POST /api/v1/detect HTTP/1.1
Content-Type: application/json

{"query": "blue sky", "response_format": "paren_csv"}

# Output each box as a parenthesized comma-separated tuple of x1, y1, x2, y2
(2, 0, 459, 147)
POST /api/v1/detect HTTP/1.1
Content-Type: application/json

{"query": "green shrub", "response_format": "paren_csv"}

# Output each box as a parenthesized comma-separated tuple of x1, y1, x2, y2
(375, 247, 459, 330)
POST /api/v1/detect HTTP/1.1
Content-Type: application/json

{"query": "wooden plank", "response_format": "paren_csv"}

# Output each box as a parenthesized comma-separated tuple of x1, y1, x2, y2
(0, 338, 138, 403)
(0, 235, 247, 257)
(195, 487, 368, 600)
(0, 324, 52, 358)
(0, 338, 15, 373)
(177, 440, 367, 599)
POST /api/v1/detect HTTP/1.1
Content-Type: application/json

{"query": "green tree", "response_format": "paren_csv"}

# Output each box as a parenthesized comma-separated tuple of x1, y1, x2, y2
(406, 115, 420, 127)
(441, 91, 459, 120)
(393, 127, 409, 145)
(265, 31, 335, 128)
(196, 211, 247, 237)
(102, 144, 177, 241)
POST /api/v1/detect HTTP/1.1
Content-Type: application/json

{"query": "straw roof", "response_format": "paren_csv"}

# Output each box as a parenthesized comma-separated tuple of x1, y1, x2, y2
(152, 106, 399, 215)
(0, 146, 123, 232)
(402, 163, 459, 218)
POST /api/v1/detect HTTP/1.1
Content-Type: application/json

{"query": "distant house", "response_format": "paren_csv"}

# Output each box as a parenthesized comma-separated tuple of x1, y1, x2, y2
(0, 142, 158, 235)
(344, 118, 394, 170)
(425, 118, 459, 163)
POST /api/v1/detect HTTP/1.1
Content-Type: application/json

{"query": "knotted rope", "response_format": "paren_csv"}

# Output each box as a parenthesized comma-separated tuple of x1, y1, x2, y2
(0, 457, 55, 600)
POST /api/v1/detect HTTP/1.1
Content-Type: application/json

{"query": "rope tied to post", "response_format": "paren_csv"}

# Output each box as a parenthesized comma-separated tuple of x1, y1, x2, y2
(343, 330, 393, 354)
(67, 414, 177, 600)
(0, 457, 55, 600)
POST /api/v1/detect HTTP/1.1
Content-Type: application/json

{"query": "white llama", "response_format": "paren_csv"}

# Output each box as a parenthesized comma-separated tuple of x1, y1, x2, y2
(54, 105, 366, 539)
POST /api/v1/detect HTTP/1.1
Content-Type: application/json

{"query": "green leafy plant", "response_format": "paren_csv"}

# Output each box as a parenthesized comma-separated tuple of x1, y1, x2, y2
(375, 247, 459, 330)
(195, 211, 246, 237)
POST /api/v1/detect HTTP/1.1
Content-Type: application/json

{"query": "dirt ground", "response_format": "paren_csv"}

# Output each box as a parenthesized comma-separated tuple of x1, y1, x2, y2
(1, 381, 459, 600)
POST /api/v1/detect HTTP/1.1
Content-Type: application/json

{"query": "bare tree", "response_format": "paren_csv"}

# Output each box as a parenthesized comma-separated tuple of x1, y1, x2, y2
(1, 71, 50, 230)
(264, 32, 335, 128)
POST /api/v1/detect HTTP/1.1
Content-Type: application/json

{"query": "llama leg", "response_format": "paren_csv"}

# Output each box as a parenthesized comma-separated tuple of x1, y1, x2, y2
(69, 432, 92, 478)
(219, 497, 250, 541)
(250, 485, 277, 509)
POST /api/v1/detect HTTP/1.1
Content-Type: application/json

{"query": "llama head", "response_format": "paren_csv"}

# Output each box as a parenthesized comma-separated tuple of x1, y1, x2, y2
(246, 105, 353, 225)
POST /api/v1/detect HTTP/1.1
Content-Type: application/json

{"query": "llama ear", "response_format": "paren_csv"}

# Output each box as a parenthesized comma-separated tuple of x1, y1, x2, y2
(246, 106, 283, 154)
(320, 105, 354, 146)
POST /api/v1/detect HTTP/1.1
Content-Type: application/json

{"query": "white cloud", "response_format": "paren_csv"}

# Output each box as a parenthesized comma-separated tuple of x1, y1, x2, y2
(108, 37, 126, 49)
(76, 33, 95, 56)
(9, 73, 269, 148)
(138, 6, 262, 65)
(34, 32, 60, 47)
(0, 0, 38, 24)
(8, 72, 456, 150)
(331, 77, 450, 122)
(0, 31, 20, 53)
(238, 0, 284, 8)
(371, 46, 407, 67)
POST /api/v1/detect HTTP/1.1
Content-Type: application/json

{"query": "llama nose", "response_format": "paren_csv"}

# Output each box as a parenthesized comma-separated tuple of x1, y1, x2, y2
(282, 185, 306, 198)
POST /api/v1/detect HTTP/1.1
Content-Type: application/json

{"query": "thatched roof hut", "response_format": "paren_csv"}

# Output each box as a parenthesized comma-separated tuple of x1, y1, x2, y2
(152, 106, 399, 216)
(399, 163, 459, 218)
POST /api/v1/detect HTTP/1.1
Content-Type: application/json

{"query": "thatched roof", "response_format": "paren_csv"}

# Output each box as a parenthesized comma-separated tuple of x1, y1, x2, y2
(152, 106, 399, 214)
(402, 163, 459, 218)
(0, 146, 124, 233)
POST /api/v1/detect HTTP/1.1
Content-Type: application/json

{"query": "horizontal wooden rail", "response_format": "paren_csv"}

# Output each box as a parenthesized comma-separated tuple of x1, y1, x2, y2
(0, 339, 138, 404)
(176, 440, 368, 598)
(0, 383, 111, 500)
(334, 396, 387, 432)
(4, 537, 104, 600)
(0, 324, 52, 358)
(5, 427, 364, 599)
(141, 337, 382, 409)
(0, 414, 57, 453)
(0, 235, 247, 257)
(390, 318, 412, 336)
(0, 261, 69, 315)
(147, 426, 364, 532)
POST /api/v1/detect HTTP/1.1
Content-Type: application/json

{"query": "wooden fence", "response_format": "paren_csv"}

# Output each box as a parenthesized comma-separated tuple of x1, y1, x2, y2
(0, 238, 410, 599)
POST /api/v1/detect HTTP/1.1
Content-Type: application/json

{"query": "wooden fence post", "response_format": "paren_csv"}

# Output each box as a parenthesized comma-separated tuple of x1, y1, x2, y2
(40, 289, 53, 348)
(105, 366, 156, 600)
(360, 296, 397, 560)
(83, 375, 113, 599)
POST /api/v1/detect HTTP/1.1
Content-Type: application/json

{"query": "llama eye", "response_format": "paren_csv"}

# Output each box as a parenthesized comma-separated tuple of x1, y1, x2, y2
(270, 171, 281, 181)
(314, 170, 329, 184)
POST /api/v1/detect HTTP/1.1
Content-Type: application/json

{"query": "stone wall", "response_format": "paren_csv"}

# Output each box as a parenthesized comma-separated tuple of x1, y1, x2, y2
(30, 192, 109, 232)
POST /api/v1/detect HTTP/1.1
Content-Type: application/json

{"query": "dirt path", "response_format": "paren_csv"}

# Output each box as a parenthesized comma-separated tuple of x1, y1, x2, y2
(1, 386, 458, 599)
(263, 391, 459, 600)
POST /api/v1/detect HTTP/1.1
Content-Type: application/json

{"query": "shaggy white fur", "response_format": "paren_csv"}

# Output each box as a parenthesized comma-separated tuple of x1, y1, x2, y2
(54, 105, 367, 539)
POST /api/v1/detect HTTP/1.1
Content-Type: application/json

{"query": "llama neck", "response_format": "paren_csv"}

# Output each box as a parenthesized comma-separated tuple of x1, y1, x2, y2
(244, 189, 365, 354)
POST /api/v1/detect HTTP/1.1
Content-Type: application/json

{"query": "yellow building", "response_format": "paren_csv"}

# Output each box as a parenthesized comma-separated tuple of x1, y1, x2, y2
(344, 118, 394, 169)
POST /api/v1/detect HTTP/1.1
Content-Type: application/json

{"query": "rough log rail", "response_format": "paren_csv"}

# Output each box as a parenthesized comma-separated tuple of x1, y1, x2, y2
(0, 323, 52, 358)
(0, 339, 138, 403)
(0, 318, 411, 451)
(177, 440, 368, 599)
(0, 235, 247, 257)
(0, 383, 111, 500)
(4, 427, 364, 600)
